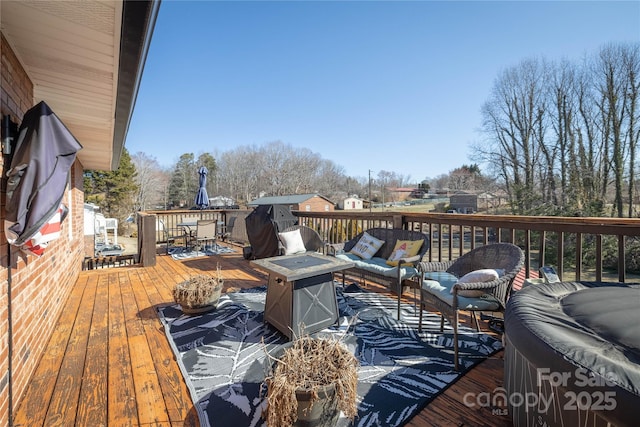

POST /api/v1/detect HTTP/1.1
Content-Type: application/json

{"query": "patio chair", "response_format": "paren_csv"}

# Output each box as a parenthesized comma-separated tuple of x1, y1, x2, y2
(157, 219, 188, 254)
(217, 216, 236, 242)
(193, 219, 218, 252)
(277, 225, 326, 254)
(179, 213, 200, 231)
(416, 243, 524, 370)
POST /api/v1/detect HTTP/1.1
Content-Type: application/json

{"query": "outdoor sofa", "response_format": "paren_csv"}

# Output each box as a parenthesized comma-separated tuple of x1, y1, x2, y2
(328, 227, 430, 319)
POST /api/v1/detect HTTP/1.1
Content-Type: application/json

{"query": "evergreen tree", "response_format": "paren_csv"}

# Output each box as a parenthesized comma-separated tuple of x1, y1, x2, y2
(84, 148, 139, 229)
(168, 153, 196, 207)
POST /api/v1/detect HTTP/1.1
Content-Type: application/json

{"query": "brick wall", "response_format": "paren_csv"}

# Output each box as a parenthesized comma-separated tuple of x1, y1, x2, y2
(297, 196, 335, 212)
(1, 33, 84, 426)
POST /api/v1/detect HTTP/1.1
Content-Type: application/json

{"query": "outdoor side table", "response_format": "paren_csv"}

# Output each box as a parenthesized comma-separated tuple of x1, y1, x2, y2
(250, 253, 354, 339)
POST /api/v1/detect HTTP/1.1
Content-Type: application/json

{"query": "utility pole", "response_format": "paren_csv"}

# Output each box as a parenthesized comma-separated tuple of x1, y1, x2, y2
(368, 169, 372, 212)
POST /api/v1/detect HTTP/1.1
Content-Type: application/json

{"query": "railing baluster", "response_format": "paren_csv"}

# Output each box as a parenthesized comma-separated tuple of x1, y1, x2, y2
(596, 235, 603, 281)
(618, 235, 626, 283)
(524, 230, 531, 279)
(539, 231, 546, 270)
(576, 233, 583, 281)
(557, 231, 565, 281)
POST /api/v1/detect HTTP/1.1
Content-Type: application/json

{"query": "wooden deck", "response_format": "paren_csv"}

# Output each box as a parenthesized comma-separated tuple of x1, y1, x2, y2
(13, 246, 512, 426)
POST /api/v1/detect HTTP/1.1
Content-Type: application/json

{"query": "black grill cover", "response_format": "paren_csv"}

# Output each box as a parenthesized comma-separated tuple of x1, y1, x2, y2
(245, 204, 297, 259)
(5, 101, 82, 246)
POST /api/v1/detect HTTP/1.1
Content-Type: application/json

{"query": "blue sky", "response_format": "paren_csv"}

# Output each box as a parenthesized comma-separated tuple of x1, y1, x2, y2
(126, 0, 640, 183)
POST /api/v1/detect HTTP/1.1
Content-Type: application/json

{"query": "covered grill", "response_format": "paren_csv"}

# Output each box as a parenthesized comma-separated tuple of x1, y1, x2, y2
(244, 204, 298, 259)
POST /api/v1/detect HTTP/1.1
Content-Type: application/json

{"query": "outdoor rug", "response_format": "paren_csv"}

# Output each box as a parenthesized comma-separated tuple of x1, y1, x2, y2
(169, 244, 235, 260)
(158, 284, 502, 427)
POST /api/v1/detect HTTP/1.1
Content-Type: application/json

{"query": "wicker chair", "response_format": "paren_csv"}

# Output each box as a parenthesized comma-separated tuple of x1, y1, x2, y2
(278, 225, 326, 253)
(416, 243, 524, 370)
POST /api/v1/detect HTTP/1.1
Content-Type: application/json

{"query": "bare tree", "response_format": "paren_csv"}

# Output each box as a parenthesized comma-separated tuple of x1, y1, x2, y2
(315, 159, 348, 200)
(480, 58, 547, 214)
(131, 152, 167, 210)
(476, 43, 639, 217)
(622, 45, 640, 217)
(216, 146, 260, 204)
(213, 141, 351, 204)
(376, 171, 394, 204)
(545, 59, 582, 212)
(289, 146, 322, 194)
(257, 141, 293, 196)
(594, 44, 640, 217)
(448, 164, 483, 192)
(574, 59, 607, 214)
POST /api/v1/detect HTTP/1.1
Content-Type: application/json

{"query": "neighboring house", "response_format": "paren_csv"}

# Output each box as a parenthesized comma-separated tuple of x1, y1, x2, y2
(409, 188, 428, 199)
(249, 193, 335, 212)
(388, 187, 415, 201)
(209, 195, 235, 208)
(340, 196, 364, 210)
(477, 191, 507, 212)
(449, 192, 478, 214)
(0, 2, 159, 424)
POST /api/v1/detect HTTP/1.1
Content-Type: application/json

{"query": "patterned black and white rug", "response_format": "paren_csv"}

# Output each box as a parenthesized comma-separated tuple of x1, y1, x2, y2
(169, 244, 235, 260)
(158, 284, 501, 427)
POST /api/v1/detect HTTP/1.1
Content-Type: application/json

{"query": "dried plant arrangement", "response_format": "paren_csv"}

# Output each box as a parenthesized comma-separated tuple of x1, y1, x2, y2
(264, 334, 359, 426)
(173, 264, 224, 313)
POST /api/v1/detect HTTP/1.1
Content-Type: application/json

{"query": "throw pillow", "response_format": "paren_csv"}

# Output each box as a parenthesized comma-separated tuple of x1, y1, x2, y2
(278, 229, 307, 255)
(386, 239, 424, 266)
(349, 232, 385, 259)
(452, 268, 500, 297)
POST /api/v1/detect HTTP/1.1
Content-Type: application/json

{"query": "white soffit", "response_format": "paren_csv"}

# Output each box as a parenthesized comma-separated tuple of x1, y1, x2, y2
(1, 0, 123, 171)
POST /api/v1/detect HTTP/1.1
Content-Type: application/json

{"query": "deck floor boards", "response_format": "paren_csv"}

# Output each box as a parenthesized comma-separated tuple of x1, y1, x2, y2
(13, 246, 511, 426)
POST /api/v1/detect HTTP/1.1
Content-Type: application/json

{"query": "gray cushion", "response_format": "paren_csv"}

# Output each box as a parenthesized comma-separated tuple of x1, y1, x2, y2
(421, 271, 501, 311)
(336, 253, 418, 280)
(336, 253, 361, 262)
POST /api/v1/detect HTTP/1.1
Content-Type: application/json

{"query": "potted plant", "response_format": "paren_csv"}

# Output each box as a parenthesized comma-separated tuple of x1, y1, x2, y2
(173, 264, 224, 314)
(264, 335, 359, 426)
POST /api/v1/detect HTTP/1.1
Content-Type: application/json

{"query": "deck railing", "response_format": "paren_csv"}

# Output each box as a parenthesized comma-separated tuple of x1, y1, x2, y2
(150, 209, 249, 243)
(148, 209, 639, 283)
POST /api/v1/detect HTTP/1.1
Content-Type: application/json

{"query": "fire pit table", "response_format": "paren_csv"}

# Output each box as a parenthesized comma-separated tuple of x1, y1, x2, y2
(251, 252, 354, 339)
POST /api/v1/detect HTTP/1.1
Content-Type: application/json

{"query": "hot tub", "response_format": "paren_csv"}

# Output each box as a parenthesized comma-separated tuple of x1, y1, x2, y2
(504, 281, 640, 427)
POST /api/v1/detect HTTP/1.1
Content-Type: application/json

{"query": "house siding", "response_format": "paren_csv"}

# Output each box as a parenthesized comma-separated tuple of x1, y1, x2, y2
(1, 34, 85, 426)
(296, 195, 335, 212)
(341, 197, 363, 210)
(450, 194, 478, 213)
(251, 194, 335, 212)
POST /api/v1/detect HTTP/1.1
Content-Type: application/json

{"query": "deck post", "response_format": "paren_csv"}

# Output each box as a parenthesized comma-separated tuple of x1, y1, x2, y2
(138, 213, 157, 267)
